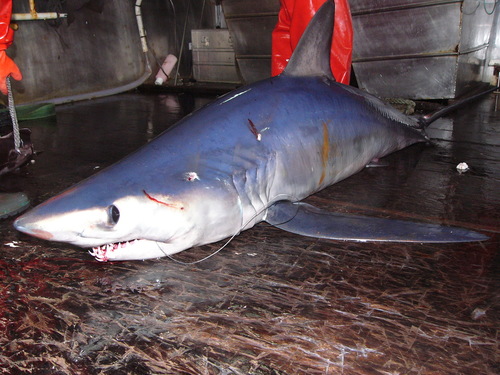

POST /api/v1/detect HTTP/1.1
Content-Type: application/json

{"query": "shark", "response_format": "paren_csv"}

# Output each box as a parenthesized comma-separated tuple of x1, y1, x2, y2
(14, 0, 488, 261)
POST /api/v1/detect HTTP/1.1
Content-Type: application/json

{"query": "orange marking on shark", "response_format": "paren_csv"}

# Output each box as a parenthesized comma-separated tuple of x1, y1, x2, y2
(319, 121, 330, 185)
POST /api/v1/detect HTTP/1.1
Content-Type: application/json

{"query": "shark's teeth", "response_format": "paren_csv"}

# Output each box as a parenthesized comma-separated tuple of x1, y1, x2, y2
(89, 239, 139, 262)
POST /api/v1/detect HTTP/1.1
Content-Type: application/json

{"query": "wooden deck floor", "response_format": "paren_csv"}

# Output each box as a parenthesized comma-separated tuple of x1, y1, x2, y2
(0, 91, 498, 374)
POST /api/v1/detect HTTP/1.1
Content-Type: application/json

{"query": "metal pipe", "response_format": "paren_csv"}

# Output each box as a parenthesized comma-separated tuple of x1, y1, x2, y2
(11, 12, 67, 21)
(134, 0, 151, 87)
(29, 0, 36, 17)
(12, 0, 67, 21)
(135, 0, 148, 53)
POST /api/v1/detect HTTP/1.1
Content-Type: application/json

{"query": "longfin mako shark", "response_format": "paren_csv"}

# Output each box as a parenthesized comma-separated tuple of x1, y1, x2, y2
(14, 0, 488, 261)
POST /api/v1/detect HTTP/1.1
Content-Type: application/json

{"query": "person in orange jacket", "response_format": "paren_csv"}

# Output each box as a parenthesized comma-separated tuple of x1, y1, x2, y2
(0, 0, 22, 94)
(0, 0, 29, 219)
(271, 0, 353, 85)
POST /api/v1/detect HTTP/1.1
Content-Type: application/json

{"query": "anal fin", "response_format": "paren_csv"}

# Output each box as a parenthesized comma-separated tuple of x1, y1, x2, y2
(264, 201, 488, 243)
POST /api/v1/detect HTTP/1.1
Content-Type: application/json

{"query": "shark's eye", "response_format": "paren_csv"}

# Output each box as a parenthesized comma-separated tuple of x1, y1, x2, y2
(107, 205, 120, 225)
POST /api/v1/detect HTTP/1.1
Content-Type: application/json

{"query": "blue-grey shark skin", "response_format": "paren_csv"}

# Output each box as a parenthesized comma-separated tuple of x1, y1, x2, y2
(13, 1, 487, 261)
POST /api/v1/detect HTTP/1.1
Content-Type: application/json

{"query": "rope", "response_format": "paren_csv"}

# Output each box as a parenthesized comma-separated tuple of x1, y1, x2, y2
(384, 97, 416, 115)
(6, 76, 21, 152)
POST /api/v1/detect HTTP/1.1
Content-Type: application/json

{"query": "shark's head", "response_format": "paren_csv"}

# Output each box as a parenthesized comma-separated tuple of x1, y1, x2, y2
(13, 167, 241, 261)
(14, 181, 193, 261)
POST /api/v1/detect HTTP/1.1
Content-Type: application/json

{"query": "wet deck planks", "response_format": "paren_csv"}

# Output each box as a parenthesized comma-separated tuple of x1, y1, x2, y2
(0, 92, 498, 374)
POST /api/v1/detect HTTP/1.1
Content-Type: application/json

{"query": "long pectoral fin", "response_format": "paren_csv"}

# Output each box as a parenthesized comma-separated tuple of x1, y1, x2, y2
(264, 201, 488, 243)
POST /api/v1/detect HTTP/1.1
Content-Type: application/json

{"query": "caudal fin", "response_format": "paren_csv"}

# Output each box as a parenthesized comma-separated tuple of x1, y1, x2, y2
(419, 86, 498, 128)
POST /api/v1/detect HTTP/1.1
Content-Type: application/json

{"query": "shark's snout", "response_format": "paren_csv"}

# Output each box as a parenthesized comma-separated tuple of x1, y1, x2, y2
(14, 214, 55, 241)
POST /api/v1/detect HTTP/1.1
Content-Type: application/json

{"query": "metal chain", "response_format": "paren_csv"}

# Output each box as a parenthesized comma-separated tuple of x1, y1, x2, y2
(6, 76, 21, 152)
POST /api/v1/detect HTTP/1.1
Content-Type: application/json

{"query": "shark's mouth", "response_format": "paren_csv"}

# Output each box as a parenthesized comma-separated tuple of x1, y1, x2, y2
(89, 239, 140, 262)
(88, 239, 172, 262)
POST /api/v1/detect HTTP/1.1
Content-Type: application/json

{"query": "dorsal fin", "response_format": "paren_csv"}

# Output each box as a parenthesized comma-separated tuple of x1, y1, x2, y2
(283, 0, 335, 80)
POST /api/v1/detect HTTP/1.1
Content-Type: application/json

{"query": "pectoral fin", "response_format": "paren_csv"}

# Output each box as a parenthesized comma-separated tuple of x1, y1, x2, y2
(264, 201, 488, 243)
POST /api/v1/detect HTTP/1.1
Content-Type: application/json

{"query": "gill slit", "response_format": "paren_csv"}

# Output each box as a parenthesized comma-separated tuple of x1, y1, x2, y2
(155, 193, 299, 265)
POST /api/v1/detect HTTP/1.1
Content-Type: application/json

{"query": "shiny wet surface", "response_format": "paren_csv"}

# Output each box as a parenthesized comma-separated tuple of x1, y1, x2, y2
(0, 91, 498, 374)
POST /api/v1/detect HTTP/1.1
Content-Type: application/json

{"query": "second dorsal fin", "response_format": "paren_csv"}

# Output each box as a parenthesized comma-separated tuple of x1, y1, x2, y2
(283, 0, 335, 80)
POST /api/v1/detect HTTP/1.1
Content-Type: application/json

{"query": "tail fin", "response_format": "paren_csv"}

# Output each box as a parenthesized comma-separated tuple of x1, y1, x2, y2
(418, 86, 498, 128)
